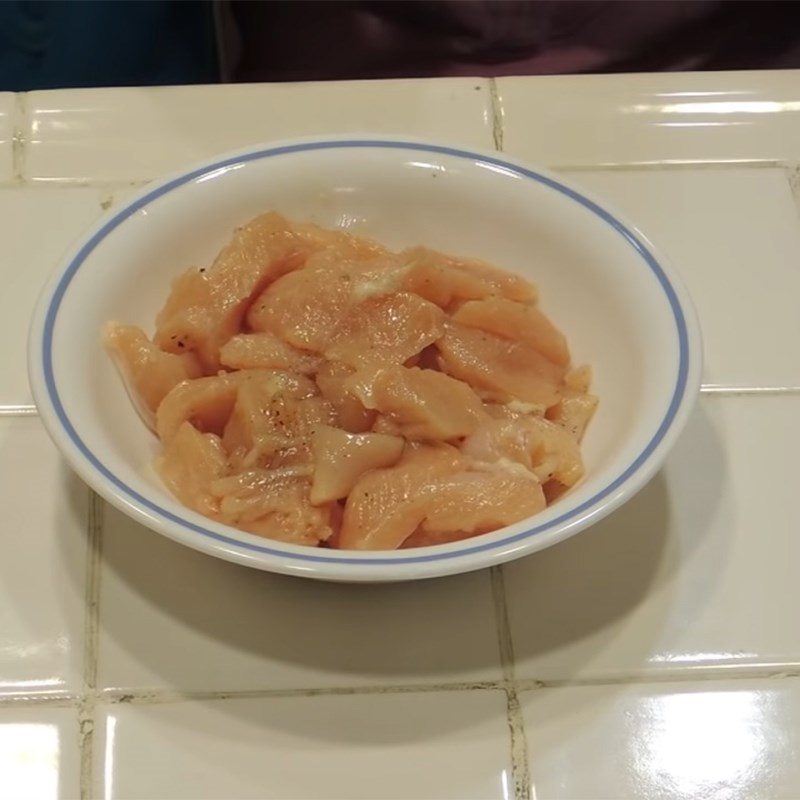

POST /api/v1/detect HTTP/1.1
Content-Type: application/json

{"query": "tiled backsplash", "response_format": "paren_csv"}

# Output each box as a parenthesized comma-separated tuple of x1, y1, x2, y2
(498, 70, 800, 167)
(2, 73, 800, 799)
(24, 79, 495, 183)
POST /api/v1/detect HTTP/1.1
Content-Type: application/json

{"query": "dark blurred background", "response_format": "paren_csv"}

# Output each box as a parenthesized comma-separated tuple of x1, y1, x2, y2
(2, 0, 800, 91)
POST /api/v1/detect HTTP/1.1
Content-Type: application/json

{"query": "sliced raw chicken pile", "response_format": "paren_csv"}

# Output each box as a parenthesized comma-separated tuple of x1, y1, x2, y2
(104, 212, 597, 550)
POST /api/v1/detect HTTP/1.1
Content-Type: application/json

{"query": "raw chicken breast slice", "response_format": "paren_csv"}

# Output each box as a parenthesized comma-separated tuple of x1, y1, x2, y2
(341, 446, 547, 551)
(309, 425, 404, 505)
(210, 470, 335, 545)
(347, 365, 487, 441)
(315, 361, 376, 433)
(157, 422, 228, 517)
(411, 467, 546, 545)
(156, 369, 316, 444)
(104, 323, 202, 423)
(325, 292, 444, 369)
(437, 322, 564, 407)
(246, 251, 402, 351)
(462, 415, 584, 488)
(219, 332, 323, 375)
(339, 444, 462, 550)
(400, 246, 537, 306)
(154, 212, 315, 371)
(222, 378, 332, 470)
(452, 297, 570, 367)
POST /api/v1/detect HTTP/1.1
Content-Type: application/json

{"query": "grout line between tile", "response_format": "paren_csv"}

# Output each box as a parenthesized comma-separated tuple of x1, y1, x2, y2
(0, 405, 38, 416)
(0, 177, 153, 191)
(785, 162, 800, 215)
(556, 158, 790, 173)
(0, 692, 80, 709)
(78, 490, 104, 800)
(0, 160, 792, 187)
(488, 78, 504, 152)
(1, 659, 796, 708)
(490, 566, 516, 683)
(490, 566, 531, 800)
(3, 662, 799, 711)
(98, 682, 506, 708)
(515, 664, 800, 693)
(78, 696, 95, 800)
(12, 92, 26, 184)
(6, 176, 156, 189)
(85, 664, 800, 709)
(504, 687, 532, 800)
(700, 385, 800, 396)
(84, 491, 104, 691)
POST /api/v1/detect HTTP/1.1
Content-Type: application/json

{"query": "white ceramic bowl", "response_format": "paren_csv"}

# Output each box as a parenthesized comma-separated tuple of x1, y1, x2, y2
(28, 136, 701, 582)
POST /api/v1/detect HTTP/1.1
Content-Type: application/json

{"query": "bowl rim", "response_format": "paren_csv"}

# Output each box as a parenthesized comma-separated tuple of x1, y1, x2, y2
(28, 134, 702, 581)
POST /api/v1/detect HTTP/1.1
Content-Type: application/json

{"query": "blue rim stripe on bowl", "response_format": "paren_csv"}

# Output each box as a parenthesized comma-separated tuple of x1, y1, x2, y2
(42, 140, 690, 566)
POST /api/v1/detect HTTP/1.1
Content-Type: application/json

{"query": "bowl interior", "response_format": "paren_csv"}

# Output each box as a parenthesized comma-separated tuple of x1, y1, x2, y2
(40, 142, 688, 577)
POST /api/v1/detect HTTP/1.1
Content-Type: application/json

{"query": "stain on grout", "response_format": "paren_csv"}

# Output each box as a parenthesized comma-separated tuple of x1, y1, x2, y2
(489, 566, 532, 799)
(504, 686, 532, 800)
(83, 490, 104, 692)
(98, 179, 153, 211)
(78, 490, 105, 800)
(2, 665, 799, 712)
(77, 695, 96, 800)
(488, 78, 504, 152)
(514, 667, 800, 693)
(784, 162, 800, 221)
(99, 681, 506, 707)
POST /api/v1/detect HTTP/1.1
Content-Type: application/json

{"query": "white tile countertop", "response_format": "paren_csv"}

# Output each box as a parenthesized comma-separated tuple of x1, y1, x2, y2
(2, 71, 800, 800)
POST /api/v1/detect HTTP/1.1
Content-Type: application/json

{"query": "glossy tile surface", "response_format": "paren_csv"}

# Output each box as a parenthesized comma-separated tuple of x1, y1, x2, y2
(25, 79, 493, 183)
(499, 70, 800, 167)
(0, 418, 88, 696)
(0, 706, 80, 800)
(0, 93, 13, 181)
(97, 506, 501, 692)
(560, 168, 800, 389)
(522, 679, 800, 800)
(95, 691, 512, 800)
(504, 395, 800, 681)
(3, 73, 800, 800)
(0, 187, 103, 406)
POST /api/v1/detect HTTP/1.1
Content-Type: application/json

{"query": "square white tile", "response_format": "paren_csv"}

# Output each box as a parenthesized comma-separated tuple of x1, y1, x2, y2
(560, 168, 800, 389)
(522, 679, 800, 800)
(0, 418, 88, 696)
(26, 80, 493, 183)
(97, 506, 502, 693)
(0, 186, 104, 406)
(498, 70, 800, 167)
(0, 705, 81, 800)
(504, 395, 800, 681)
(0, 93, 13, 181)
(94, 690, 512, 800)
